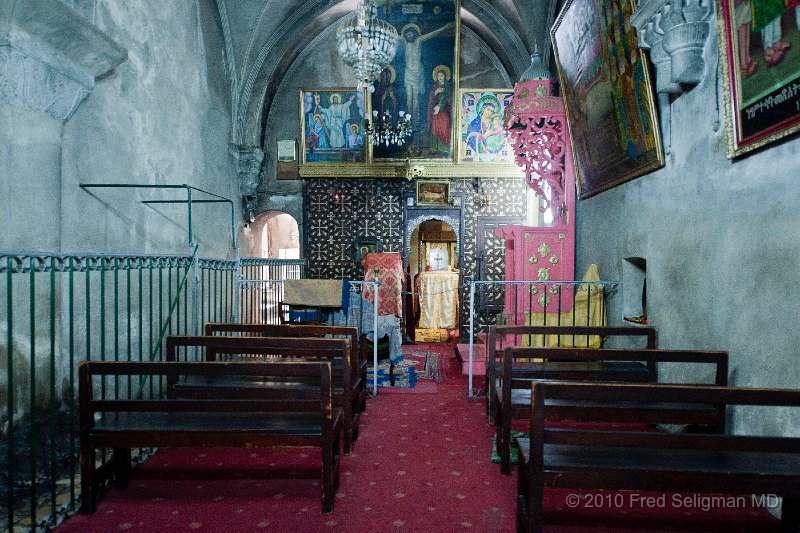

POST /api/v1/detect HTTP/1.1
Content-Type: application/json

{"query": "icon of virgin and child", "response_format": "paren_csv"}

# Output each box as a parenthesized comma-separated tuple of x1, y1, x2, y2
(463, 94, 508, 161)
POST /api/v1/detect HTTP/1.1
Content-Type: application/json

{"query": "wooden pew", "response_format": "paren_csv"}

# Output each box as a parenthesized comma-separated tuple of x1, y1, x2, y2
(486, 325, 658, 422)
(79, 361, 342, 513)
(517, 382, 800, 532)
(203, 323, 366, 413)
(495, 345, 728, 474)
(165, 334, 360, 454)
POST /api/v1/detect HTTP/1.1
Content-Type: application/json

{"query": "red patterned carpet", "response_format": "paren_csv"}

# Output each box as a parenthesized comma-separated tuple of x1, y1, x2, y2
(58, 343, 518, 532)
(57, 343, 781, 532)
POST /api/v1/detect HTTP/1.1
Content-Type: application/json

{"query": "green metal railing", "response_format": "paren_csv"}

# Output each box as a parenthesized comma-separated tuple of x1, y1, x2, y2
(238, 257, 305, 324)
(79, 184, 237, 250)
(0, 248, 303, 532)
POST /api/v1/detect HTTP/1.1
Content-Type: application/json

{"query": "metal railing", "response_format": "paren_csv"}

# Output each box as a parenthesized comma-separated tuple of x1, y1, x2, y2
(0, 251, 305, 532)
(466, 279, 619, 397)
(237, 258, 305, 324)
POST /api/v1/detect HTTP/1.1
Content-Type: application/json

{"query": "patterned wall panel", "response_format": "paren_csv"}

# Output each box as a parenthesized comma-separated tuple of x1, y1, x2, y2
(303, 177, 530, 333)
(304, 179, 406, 280)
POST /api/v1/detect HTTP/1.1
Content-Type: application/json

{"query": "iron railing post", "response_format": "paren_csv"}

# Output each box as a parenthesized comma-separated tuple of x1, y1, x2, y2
(468, 277, 475, 398)
(232, 248, 241, 323)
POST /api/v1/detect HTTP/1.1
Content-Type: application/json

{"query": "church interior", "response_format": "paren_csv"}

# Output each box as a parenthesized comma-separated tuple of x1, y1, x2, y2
(2, 0, 800, 531)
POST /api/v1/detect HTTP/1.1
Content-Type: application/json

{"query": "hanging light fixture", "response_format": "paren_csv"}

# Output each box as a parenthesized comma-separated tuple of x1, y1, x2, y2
(336, 0, 400, 94)
(365, 109, 412, 146)
(337, 1, 411, 147)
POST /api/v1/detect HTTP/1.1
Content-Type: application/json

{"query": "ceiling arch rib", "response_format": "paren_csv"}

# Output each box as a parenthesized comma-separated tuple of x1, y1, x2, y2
(459, 10, 519, 82)
(232, 0, 348, 145)
(230, 0, 535, 147)
(462, 0, 530, 78)
(235, 3, 354, 146)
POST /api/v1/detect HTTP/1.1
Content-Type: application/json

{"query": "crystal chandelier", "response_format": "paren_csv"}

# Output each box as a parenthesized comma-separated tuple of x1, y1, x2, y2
(365, 109, 412, 146)
(336, 0, 400, 93)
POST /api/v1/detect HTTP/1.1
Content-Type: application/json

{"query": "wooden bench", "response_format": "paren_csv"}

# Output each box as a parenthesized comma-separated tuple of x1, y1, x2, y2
(517, 382, 800, 532)
(486, 325, 658, 422)
(278, 301, 337, 325)
(79, 361, 342, 513)
(495, 345, 728, 474)
(165, 334, 360, 454)
(203, 323, 366, 413)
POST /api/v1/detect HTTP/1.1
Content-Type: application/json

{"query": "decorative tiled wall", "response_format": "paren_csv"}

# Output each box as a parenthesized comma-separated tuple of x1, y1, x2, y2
(303, 177, 531, 331)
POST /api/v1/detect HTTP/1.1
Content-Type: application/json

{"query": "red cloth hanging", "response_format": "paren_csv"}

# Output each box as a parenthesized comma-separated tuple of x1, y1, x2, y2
(361, 252, 403, 317)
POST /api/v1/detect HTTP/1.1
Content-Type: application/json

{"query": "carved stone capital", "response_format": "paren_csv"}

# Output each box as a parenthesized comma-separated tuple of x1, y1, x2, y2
(0, 45, 91, 120)
(631, 0, 712, 94)
(0, 0, 126, 121)
(229, 145, 265, 198)
(637, 16, 681, 94)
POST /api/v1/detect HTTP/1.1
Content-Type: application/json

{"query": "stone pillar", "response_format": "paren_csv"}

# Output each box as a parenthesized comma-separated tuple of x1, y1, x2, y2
(631, 0, 712, 95)
(229, 145, 265, 222)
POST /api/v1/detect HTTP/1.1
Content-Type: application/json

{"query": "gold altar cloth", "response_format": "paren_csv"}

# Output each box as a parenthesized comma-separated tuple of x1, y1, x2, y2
(283, 279, 343, 307)
(416, 271, 459, 329)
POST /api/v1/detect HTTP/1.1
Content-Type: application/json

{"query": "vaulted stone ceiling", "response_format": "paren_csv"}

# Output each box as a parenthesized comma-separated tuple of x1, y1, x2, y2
(213, 0, 559, 147)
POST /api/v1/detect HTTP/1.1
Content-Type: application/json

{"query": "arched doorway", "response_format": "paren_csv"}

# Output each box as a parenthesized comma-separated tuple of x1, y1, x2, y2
(248, 211, 300, 259)
(408, 219, 459, 343)
(242, 211, 300, 323)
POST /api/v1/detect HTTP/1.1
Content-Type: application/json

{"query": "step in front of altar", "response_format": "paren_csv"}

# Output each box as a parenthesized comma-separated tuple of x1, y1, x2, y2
(456, 343, 486, 376)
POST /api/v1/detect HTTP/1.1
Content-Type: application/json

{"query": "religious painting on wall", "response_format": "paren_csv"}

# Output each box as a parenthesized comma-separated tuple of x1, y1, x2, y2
(416, 180, 450, 206)
(353, 236, 382, 265)
(458, 89, 515, 163)
(717, 0, 800, 157)
(551, 0, 663, 198)
(300, 88, 367, 164)
(371, 0, 459, 162)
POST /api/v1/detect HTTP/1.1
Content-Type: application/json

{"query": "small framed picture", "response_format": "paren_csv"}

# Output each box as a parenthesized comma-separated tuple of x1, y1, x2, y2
(353, 236, 382, 265)
(415, 180, 450, 206)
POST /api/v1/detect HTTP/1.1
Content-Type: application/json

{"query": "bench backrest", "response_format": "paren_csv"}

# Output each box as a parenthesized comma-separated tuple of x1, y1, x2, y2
(166, 335, 351, 394)
(505, 346, 728, 386)
(530, 381, 800, 454)
(502, 347, 728, 426)
(204, 323, 360, 380)
(487, 325, 657, 381)
(79, 360, 334, 430)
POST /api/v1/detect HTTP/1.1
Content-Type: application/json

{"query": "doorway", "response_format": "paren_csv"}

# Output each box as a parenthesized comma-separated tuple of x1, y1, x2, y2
(243, 211, 300, 323)
(409, 219, 459, 343)
(249, 211, 300, 260)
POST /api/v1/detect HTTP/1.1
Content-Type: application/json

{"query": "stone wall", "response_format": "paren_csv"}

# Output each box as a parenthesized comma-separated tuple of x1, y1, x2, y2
(1, 0, 238, 257)
(0, 0, 237, 427)
(575, 17, 800, 433)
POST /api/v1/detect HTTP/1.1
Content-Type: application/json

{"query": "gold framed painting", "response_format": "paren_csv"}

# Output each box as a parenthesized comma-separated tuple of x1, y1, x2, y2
(416, 180, 450, 206)
(458, 89, 515, 164)
(551, 0, 664, 198)
(300, 88, 367, 164)
(717, 0, 800, 157)
(370, 0, 460, 162)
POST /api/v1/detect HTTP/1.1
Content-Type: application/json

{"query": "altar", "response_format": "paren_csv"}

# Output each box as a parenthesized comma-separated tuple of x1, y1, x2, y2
(415, 270, 459, 329)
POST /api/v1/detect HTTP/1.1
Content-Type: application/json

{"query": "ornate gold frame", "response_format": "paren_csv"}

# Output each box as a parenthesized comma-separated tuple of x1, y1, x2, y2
(551, 0, 664, 198)
(299, 0, 504, 177)
(457, 88, 516, 164)
(716, 0, 800, 158)
(299, 87, 368, 166)
(416, 180, 451, 206)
